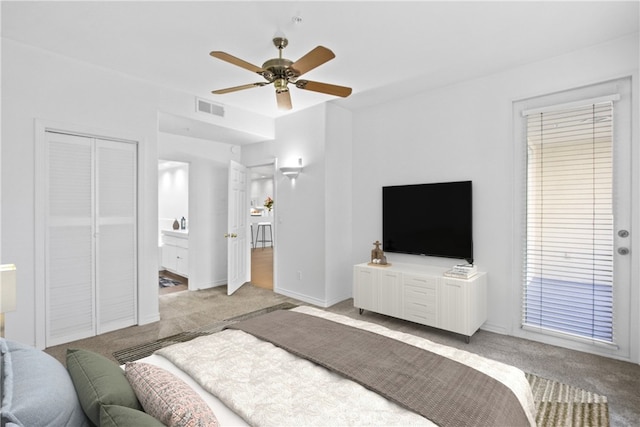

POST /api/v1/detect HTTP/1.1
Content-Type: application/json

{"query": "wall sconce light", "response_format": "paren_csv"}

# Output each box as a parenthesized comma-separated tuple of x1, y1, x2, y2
(280, 158, 303, 179)
(0, 264, 17, 337)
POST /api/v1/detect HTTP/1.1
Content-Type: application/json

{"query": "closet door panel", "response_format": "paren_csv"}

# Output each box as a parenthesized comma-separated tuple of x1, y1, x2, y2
(46, 133, 95, 345)
(96, 139, 137, 333)
(97, 224, 136, 331)
(48, 226, 94, 342)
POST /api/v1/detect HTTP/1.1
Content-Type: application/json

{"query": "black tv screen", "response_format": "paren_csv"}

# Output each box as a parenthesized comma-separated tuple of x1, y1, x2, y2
(382, 181, 473, 263)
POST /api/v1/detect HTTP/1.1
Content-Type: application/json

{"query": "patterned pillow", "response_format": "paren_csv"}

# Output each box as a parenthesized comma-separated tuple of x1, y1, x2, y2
(125, 362, 219, 427)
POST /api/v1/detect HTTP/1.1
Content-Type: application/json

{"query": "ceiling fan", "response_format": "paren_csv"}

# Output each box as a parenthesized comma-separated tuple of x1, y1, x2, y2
(210, 37, 352, 110)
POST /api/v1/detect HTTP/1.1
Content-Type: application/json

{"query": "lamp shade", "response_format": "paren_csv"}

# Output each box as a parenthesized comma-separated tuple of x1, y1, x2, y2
(0, 264, 17, 313)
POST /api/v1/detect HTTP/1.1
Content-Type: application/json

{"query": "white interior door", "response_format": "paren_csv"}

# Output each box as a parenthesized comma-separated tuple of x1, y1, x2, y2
(227, 160, 249, 295)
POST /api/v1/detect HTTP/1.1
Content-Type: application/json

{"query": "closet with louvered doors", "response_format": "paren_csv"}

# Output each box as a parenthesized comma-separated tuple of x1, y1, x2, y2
(45, 131, 137, 347)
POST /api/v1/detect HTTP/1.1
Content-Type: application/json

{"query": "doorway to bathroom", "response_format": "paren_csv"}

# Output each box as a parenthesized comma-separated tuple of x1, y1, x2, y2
(158, 160, 189, 295)
(249, 164, 275, 290)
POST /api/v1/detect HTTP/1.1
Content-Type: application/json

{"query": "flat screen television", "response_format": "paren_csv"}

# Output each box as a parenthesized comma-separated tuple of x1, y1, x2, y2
(382, 181, 473, 263)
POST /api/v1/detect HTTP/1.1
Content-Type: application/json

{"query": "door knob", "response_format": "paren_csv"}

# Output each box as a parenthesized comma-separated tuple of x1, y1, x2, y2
(618, 247, 630, 255)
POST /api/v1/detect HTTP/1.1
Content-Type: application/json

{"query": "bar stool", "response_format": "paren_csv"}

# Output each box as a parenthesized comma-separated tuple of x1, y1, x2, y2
(255, 222, 273, 249)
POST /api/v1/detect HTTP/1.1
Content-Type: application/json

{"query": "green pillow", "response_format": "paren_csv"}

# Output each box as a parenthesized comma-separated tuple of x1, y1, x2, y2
(66, 348, 142, 425)
(100, 405, 165, 427)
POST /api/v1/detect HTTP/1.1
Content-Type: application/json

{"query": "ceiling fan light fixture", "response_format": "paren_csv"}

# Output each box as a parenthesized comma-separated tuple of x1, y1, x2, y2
(274, 78, 288, 93)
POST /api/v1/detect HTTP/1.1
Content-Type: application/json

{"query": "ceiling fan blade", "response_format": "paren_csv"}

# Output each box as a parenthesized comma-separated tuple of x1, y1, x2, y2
(276, 90, 292, 110)
(295, 80, 352, 98)
(212, 82, 267, 95)
(290, 46, 335, 76)
(210, 51, 266, 75)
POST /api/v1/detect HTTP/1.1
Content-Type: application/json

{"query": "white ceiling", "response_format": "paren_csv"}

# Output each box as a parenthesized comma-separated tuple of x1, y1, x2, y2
(2, 1, 638, 142)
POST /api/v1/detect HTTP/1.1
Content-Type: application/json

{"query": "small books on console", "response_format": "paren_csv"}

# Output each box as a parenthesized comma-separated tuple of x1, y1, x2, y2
(444, 263, 477, 279)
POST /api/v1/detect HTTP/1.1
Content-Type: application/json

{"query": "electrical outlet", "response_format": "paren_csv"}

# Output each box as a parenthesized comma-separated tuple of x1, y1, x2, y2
(297, 271, 302, 280)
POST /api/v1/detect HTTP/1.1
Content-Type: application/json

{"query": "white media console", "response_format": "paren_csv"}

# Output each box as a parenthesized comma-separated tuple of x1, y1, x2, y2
(353, 262, 487, 342)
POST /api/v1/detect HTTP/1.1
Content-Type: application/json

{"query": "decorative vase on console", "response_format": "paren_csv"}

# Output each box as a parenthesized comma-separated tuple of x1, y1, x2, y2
(172, 219, 180, 230)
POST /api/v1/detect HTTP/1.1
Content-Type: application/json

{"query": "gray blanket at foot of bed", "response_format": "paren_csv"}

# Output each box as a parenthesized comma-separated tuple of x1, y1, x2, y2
(228, 310, 530, 427)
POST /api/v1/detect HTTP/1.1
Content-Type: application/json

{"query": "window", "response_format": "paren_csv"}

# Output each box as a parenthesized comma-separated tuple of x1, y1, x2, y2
(522, 99, 615, 344)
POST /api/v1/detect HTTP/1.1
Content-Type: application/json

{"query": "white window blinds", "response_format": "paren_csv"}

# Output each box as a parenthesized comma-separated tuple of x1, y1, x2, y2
(523, 100, 614, 344)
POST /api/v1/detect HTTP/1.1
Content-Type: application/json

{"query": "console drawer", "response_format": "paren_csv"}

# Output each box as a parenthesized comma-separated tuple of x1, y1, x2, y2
(403, 274, 438, 289)
(403, 284, 437, 325)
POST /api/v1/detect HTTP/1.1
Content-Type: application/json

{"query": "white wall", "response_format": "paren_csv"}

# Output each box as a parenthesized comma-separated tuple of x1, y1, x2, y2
(1, 39, 267, 346)
(325, 103, 354, 305)
(242, 103, 353, 306)
(158, 162, 189, 237)
(272, 105, 328, 304)
(158, 132, 240, 290)
(351, 34, 639, 362)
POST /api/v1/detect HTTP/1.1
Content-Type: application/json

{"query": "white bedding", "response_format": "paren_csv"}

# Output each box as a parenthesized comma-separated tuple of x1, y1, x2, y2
(153, 306, 536, 426)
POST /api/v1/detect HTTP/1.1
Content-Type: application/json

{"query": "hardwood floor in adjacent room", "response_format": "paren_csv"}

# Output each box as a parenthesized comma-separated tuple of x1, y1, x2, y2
(251, 247, 273, 290)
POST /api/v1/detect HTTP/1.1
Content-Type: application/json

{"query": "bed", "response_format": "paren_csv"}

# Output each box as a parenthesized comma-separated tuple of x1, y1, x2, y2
(1, 306, 536, 426)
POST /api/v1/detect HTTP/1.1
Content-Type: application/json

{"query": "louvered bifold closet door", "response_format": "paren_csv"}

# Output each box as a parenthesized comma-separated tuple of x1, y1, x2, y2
(96, 139, 137, 334)
(46, 132, 137, 346)
(46, 132, 95, 345)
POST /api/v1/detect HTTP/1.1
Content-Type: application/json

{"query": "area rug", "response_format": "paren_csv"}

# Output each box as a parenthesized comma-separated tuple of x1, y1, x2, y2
(526, 372, 609, 426)
(113, 303, 609, 426)
(159, 275, 181, 287)
(113, 302, 297, 364)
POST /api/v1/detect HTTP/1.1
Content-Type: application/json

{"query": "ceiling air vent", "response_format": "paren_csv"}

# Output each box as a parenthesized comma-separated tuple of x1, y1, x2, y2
(196, 97, 225, 117)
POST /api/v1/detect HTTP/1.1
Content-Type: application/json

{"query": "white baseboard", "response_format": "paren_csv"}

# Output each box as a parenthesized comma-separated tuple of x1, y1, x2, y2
(480, 322, 509, 335)
(275, 288, 352, 309)
(275, 287, 327, 307)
